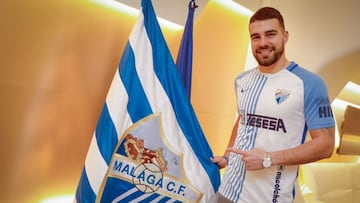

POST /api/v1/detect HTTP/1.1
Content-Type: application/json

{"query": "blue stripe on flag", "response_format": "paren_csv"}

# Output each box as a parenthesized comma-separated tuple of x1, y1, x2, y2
(119, 43, 153, 122)
(100, 179, 144, 203)
(95, 104, 118, 164)
(75, 168, 96, 203)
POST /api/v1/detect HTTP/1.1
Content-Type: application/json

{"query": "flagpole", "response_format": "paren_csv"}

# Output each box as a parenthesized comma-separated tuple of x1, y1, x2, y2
(190, 0, 198, 9)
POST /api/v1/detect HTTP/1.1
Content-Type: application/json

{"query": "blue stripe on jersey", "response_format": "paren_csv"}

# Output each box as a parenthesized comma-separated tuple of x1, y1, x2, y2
(237, 70, 267, 150)
(286, 62, 298, 72)
(220, 69, 268, 202)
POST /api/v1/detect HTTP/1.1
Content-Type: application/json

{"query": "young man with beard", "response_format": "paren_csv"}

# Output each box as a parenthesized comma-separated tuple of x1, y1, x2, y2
(211, 7, 335, 203)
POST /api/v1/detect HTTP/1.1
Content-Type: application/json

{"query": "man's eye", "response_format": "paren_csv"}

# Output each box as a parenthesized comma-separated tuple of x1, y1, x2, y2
(267, 33, 276, 37)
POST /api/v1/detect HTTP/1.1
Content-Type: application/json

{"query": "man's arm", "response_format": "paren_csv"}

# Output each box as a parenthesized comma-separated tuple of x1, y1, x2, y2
(227, 126, 335, 170)
(271, 127, 335, 165)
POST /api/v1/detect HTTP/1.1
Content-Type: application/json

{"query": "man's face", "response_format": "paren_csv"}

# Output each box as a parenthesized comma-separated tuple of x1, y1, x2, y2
(249, 18, 288, 67)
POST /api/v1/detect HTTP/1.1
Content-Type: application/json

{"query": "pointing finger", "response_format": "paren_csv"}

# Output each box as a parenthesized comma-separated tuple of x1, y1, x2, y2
(226, 148, 245, 155)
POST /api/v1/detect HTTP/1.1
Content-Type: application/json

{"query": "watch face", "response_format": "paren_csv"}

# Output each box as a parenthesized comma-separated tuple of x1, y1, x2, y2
(263, 158, 272, 168)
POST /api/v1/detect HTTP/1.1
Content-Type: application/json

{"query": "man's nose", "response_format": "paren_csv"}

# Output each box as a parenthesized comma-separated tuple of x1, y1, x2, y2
(259, 36, 268, 46)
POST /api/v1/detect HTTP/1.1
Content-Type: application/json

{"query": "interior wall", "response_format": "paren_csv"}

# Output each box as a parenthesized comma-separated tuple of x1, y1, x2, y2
(0, 0, 248, 202)
(191, 0, 250, 156)
(337, 105, 360, 155)
(1, 0, 359, 202)
(267, 0, 360, 74)
(318, 50, 360, 102)
(1, 1, 139, 202)
(318, 50, 360, 162)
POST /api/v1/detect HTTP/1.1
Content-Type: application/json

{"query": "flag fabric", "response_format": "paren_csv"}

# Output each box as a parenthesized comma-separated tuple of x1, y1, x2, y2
(176, 0, 197, 99)
(75, 0, 220, 202)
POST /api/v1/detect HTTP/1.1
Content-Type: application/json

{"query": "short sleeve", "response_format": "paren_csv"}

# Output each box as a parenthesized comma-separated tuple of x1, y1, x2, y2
(303, 75, 335, 130)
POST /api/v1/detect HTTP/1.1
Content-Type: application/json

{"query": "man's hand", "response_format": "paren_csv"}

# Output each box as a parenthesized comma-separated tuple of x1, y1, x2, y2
(210, 156, 228, 169)
(226, 148, 266, 170)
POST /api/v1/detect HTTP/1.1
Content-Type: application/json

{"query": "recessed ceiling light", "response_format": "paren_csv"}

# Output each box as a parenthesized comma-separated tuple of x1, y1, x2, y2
(213, 0, 253, 16)
(98, 0, 183, 30)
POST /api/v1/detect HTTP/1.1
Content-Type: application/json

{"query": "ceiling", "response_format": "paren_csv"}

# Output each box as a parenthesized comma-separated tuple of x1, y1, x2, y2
(116, 0, 263, 26)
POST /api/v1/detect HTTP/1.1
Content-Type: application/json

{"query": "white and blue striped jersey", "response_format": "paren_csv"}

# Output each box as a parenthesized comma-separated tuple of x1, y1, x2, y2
(218, 62, 335, 203)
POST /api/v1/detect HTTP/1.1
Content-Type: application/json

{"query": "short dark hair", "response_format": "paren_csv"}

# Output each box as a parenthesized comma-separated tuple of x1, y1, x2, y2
(250, 7, 285, 30)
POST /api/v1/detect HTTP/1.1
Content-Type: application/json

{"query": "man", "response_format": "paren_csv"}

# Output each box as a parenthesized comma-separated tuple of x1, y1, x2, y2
(211, 7, 335, 203)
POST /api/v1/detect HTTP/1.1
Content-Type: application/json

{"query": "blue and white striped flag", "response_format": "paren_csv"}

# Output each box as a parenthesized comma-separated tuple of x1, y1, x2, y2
(75, 0, 220, 202)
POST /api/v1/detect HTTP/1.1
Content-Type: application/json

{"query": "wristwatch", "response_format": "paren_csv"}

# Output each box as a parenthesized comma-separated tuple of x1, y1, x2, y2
(262, 152, 272, 168)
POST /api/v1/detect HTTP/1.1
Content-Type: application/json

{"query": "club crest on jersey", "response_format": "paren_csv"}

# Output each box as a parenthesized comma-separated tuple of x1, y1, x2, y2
(97, 113, 202, 203)
(275, 89, 290, 104)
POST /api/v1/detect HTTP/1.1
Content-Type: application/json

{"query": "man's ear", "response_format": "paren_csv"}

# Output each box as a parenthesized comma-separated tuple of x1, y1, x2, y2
(284, 30, 289, 44)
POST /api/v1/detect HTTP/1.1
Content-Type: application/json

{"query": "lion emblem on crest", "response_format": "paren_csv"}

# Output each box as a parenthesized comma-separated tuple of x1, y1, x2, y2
(124, 134, 168, 172)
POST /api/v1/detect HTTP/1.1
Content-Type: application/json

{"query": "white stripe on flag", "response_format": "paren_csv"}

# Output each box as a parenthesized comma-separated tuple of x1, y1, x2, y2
(83, 70, 133, 196)
(111, 187, 138, 203)
(150, 195, 166, 203)
(106, 69, 132, 138)
(128, 193, 154, 203)
(84, 134, 108, 194)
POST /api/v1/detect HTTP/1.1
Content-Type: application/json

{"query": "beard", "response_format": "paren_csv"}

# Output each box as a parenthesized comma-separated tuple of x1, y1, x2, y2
(253, 43, 285, 66)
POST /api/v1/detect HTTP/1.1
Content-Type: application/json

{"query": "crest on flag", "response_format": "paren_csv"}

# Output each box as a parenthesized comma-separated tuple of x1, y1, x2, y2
(97, 113, 202, 202)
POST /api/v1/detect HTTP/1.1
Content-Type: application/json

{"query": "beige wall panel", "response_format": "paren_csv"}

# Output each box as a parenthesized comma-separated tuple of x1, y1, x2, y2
(0, 0, 185, 201)
(191, 0, 250, 154)
(0, 0, 137, 202)
(196, 111, 238, 156)
(3, 0, 359, 202)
